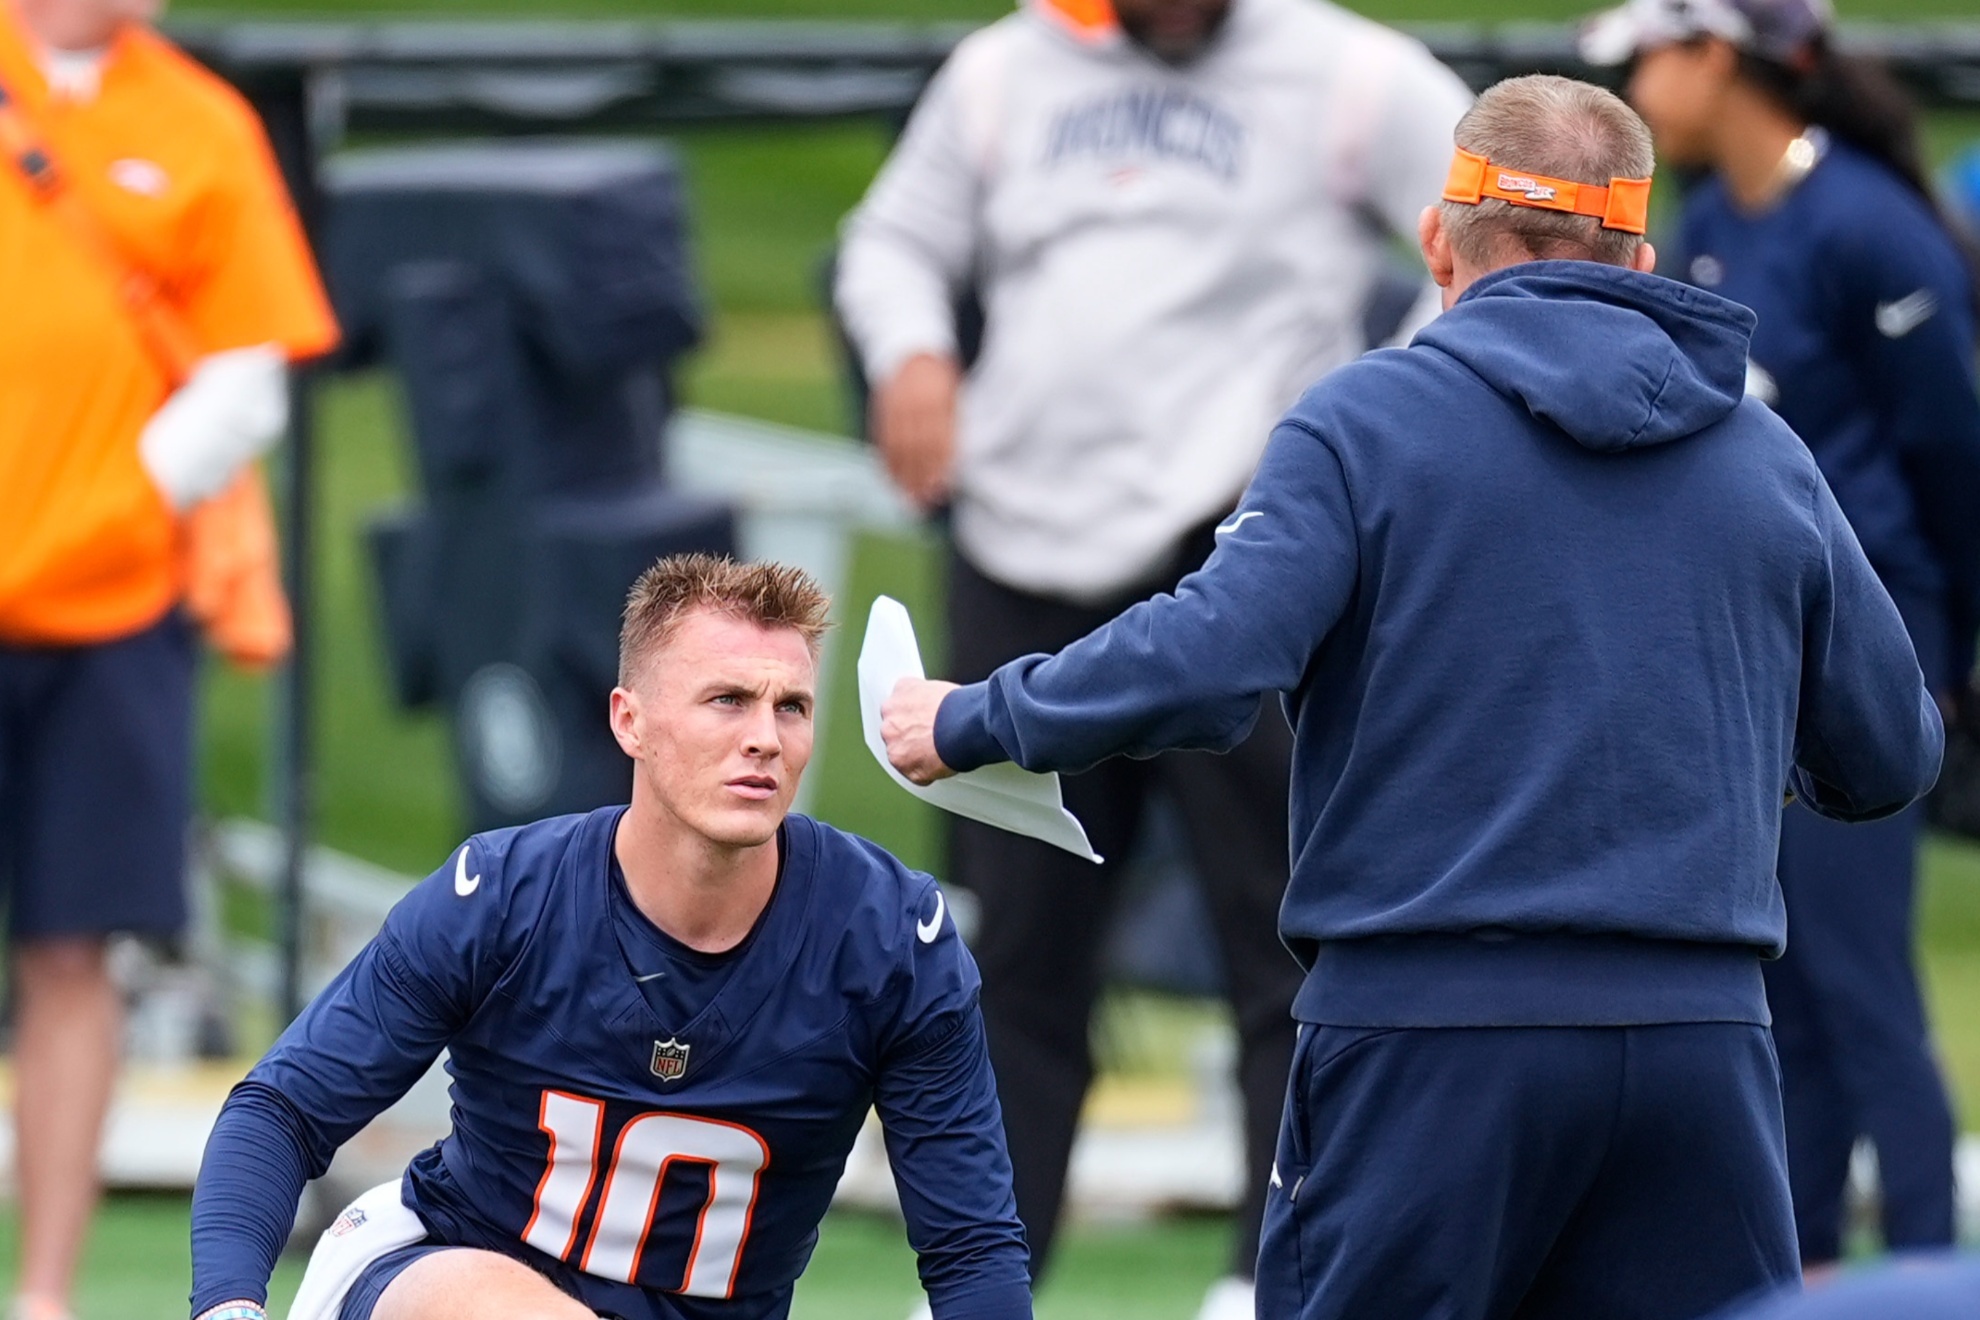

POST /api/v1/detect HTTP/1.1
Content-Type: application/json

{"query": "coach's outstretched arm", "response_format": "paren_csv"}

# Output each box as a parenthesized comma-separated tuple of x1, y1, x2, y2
(1790, 475, 1946, 822)
(885, 420, 1357, 783)
(189, 838, 509, 1316)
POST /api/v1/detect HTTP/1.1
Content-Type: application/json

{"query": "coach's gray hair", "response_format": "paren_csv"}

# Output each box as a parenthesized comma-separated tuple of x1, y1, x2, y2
(1441, 75, 1656, 269)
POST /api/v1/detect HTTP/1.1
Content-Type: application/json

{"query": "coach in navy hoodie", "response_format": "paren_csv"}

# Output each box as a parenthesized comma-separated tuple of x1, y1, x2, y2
(882, 75, 1942, 1320)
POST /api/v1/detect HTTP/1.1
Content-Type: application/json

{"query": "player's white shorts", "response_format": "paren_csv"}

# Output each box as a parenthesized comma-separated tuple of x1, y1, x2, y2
(286, 1181, 428, 1320)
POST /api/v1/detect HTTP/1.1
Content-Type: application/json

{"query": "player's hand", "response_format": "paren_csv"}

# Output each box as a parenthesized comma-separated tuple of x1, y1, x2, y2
(872, 353, 960, 510)
(882, 677, 960, 784)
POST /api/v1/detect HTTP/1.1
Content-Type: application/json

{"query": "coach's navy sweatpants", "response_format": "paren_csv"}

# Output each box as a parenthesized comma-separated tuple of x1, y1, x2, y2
(1766, 803, 1957, 1263)
(1256, 1022, 1800, 1320)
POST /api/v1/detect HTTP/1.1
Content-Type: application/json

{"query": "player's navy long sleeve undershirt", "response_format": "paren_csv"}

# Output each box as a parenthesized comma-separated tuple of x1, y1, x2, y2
(189, 810, 1032, 1320)
(190, 1082, 322, 1311)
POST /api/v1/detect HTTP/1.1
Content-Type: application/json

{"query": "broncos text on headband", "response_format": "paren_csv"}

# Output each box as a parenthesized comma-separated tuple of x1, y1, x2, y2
(1441, 147, 1653, 235)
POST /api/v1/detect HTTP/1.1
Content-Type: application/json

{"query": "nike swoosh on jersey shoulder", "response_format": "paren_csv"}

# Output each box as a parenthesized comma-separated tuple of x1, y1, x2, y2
(433, 817, 584, 926)
(916, 887, 947, 944)
(454, 843, 482, 896)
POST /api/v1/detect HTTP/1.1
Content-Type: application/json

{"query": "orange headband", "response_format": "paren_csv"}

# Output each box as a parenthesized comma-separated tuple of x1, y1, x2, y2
(1441, 148, 1652, 236)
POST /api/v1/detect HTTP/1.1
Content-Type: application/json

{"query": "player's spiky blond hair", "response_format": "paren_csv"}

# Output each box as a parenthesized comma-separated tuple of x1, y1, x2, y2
(618, 554, 832, 686)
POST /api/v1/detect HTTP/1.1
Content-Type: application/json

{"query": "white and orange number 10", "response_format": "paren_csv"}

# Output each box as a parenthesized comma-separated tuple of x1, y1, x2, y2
(522, 1090, 770, 1297)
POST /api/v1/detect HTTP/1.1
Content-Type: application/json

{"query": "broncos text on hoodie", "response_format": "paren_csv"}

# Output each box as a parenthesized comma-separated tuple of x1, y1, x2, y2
(835, 0, 1471, 602)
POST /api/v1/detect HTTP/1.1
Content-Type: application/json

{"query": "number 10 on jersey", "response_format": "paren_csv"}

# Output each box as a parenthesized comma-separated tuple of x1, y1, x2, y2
(522, 1090, 770, 1297)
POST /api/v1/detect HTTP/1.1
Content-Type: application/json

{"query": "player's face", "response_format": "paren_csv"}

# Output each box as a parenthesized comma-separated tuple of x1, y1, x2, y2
(1625, 39, 1734, 166)
(1114, 0, 1233, 64)
(612, 610, 817, 851)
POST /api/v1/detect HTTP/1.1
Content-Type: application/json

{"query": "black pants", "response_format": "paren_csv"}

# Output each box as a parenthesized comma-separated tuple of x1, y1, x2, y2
(947, 539, 1302, 1282)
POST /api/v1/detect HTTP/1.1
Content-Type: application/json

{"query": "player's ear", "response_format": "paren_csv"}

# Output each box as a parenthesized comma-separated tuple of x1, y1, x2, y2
(609, 686, 642, 759)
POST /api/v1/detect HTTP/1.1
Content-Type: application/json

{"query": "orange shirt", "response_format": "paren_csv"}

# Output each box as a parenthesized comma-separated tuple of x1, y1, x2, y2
(0, 11, 338, 646)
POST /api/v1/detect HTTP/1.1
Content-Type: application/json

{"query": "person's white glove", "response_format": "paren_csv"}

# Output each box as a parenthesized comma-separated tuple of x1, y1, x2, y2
(138, 344, 289, 511)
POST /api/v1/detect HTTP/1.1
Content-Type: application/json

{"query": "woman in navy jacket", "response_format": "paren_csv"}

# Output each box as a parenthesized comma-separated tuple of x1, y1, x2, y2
(1588, 0, 1980, 1275)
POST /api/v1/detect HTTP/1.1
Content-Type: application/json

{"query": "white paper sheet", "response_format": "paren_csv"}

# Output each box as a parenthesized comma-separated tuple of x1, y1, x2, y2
(858, 596, 1102, 863)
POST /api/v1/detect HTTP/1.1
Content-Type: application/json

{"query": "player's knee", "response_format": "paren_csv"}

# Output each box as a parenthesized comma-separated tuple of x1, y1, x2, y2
(372, 1247, 590, 1320)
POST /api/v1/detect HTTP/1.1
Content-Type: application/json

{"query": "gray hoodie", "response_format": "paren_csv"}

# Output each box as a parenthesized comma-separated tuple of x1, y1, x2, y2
(836, 0, 1471, 601)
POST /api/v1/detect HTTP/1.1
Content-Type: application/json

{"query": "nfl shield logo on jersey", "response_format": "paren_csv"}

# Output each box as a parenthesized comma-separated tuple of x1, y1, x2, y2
(650, 1038, 690, 1082)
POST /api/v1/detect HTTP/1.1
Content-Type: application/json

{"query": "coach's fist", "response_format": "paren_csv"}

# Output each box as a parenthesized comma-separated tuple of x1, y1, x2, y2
(882, 678, 960, 785)
(872, 353, 960, 510)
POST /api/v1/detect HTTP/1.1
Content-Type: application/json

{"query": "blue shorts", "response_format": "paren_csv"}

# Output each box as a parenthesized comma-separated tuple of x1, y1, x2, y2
(339, 1242, 450, 1320)
(339, 1243, 594, 1320)
(0, 611, 195, 941)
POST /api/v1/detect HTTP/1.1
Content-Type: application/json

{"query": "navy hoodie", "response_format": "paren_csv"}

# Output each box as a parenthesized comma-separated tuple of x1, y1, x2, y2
(935, 261, 1943, 1029)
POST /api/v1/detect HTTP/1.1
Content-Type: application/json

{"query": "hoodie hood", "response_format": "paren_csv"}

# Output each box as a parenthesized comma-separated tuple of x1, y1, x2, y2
(1413, 261, 1756, 453)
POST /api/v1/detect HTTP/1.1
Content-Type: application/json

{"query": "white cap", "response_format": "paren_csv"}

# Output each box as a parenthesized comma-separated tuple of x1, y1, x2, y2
(1580, 0, 1832, 68)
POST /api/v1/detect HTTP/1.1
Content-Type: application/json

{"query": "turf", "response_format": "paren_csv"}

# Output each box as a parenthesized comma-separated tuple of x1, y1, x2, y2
(7, 1196, 1229, 1320)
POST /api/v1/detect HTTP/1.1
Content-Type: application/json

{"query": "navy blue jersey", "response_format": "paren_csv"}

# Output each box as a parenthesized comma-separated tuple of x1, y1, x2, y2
(1676, 138, 1980, 686)
(215, 808, 1030, 1320)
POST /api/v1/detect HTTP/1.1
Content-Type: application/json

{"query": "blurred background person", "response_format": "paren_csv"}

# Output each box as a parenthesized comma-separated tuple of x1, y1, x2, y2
(835, 0, 1470, 1314)
(0, 0, 336, 1315)
(1586, 0, 1980, 1277)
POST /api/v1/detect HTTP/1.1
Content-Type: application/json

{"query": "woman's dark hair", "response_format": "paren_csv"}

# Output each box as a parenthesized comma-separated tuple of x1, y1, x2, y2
(1738, 39, 1929, 200)
(1740, 38, 1980, 301)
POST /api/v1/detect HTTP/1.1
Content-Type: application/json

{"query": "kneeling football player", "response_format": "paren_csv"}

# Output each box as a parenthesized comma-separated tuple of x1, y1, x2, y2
(188, 555, 1033, 1320)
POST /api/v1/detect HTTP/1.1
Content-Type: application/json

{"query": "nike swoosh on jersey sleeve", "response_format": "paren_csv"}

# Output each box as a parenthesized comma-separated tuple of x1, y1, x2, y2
(454, 843, 482, 896)
(916, 888, 947, 944)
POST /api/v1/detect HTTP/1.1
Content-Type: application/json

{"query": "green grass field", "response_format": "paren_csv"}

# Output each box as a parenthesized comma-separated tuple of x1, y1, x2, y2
(0, 1196, 1235, 1320)
(39, 0, 1980, 1313)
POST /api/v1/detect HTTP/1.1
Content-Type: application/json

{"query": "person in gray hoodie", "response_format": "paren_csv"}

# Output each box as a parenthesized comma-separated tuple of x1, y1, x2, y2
(839, 3, 1471, 1315)
(882, 75, 1941, 1320)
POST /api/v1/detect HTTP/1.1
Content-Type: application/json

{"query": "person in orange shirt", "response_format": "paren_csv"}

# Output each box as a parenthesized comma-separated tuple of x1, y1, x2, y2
(0, 0, 336, 1314)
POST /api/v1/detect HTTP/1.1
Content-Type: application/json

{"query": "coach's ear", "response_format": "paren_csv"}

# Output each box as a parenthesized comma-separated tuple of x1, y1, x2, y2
(610, 686, 643, 760)
(1632, 240, 1657, 274)
(1419, 204, 1457, 298)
